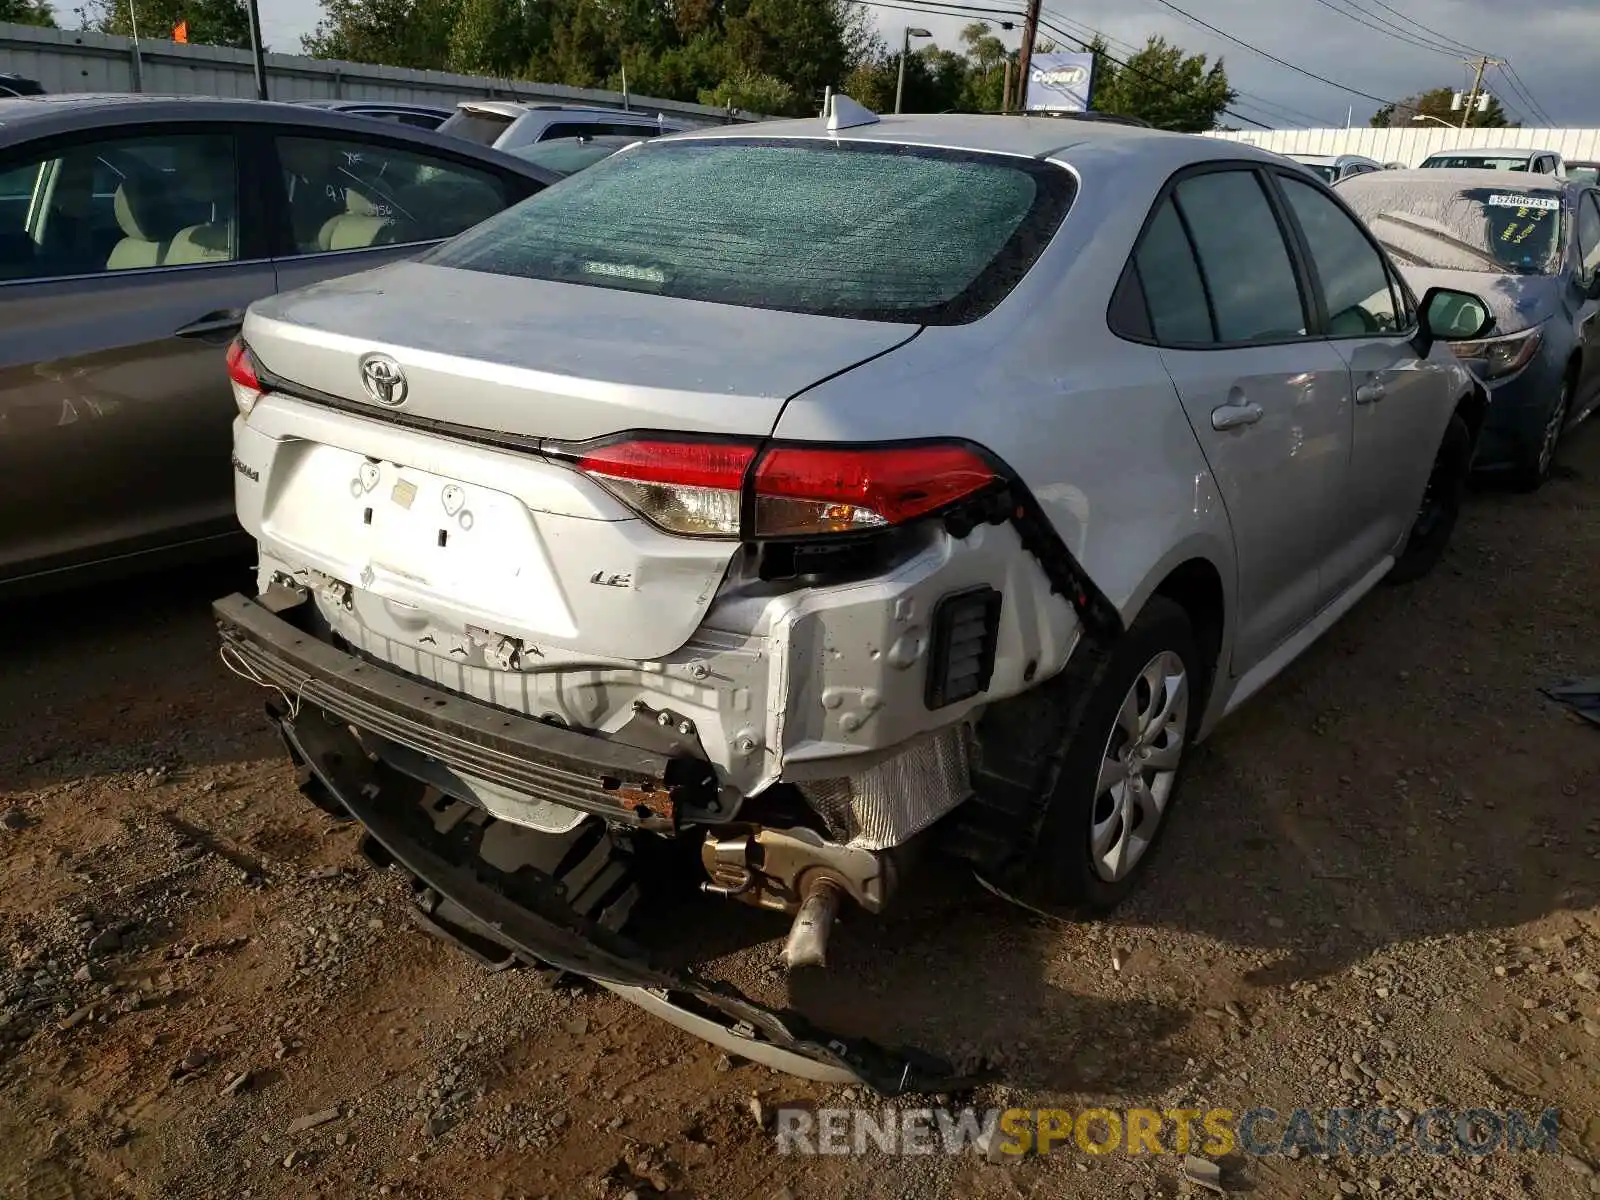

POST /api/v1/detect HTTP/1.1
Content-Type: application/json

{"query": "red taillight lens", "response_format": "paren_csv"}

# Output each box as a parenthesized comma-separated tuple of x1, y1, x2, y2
(752, 444, 997, 538)
(226, 336, 262, 416)
(578, 439, 756, 536)
(576, 438, 998, 540)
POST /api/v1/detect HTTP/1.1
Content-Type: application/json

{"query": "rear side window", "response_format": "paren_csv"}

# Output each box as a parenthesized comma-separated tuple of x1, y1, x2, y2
(1173, 170, 1307, 342)
(428, 139, 1076, 325)
(1134, 200, 1212, 343)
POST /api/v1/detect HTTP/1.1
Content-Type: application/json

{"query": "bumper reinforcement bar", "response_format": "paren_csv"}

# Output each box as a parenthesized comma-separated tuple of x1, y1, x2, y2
(273, 705, 975, 1094)
(214, 590, 713, 830)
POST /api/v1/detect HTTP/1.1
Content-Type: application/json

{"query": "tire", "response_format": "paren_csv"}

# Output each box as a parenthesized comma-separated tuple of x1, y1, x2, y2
(1388, 412, 1471, 585)
(1007, 596, 1201, 913)
(1512, 376, 1571, 492)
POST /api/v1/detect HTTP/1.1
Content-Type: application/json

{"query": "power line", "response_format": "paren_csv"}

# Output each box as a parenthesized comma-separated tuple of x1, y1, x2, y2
(1128, 0, 1399, 106)
(1344, 0, 1486, 57)
(1302, 0, 1463, 58)
(1040, 4, 1338, 125)
(1498, 62, 1555, 126)
(853, 0, 1271, 128)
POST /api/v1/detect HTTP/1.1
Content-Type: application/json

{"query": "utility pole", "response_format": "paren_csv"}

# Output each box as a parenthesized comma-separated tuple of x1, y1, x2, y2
(1460, 55, 1501, 129)
(1015, 0, 1043, 113)
(246, 0, 268, 100)
(1001, 58, 1012, 114)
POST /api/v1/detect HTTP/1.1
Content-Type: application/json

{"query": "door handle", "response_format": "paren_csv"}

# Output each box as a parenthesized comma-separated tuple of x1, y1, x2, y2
(175, 309, 245, 342)
(1211, 401, 1264, 431)
(1355, 381, 1387, 405)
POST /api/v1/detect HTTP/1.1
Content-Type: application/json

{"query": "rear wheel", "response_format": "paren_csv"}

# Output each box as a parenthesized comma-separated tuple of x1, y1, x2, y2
(1388, 412, 1470, 585)
(1008, 597, 1201, 913)
(1513, 377, 1571, 492)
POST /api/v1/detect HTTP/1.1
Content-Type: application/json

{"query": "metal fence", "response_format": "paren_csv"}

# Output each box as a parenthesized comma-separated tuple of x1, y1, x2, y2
(0, 20, 756, 124)
(1206, 126, 1600, 167)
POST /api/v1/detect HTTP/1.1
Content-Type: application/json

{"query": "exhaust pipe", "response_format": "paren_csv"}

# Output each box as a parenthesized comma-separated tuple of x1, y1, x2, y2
(783, 878, 843, 969)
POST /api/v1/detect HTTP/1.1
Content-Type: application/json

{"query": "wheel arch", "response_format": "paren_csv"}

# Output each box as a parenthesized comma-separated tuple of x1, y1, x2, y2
(1117, 543, 1234, 735)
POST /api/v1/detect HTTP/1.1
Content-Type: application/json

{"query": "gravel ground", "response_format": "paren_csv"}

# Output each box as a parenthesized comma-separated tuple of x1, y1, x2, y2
(2, 420, 1598, 1200)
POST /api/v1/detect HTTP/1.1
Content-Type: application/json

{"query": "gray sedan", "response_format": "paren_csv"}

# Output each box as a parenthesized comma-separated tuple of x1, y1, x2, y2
(0, 95, 557, 596)
(1340, 169, 1600, 487)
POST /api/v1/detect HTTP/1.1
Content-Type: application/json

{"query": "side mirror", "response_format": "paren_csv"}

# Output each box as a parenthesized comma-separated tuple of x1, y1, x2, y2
(1415, 286, 1496, 356)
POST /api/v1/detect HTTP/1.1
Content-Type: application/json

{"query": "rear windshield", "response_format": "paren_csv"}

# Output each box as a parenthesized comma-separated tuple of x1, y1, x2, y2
(437, 109, 515, 146)
(1568, 164, 1600, 187)
(1301, 163, 1339, 184)
(1342, 180, 1563, 276)
(424, 138, 1076, 324)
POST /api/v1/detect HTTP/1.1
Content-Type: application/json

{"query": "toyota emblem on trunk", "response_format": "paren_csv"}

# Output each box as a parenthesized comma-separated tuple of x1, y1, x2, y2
(359, 354, 408, 407)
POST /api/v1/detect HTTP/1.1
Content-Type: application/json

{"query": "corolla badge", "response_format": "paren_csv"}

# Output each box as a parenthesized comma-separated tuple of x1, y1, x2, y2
(359, 353, 408, 407)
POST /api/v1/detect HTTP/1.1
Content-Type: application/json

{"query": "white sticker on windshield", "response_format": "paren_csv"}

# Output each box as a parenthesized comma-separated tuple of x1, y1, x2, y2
(583, 261, 666, 284)
(1487, 194, 1559, 210)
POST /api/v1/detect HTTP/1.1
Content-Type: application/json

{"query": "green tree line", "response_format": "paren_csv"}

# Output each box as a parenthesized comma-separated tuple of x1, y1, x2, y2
(6, 0, 1239, 130)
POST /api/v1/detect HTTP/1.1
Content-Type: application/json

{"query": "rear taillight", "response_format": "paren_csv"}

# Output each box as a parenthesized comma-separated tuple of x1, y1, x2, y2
(575, 438, 998, 540)
(226, 337, 262, 416)
(751, 444, 996, 538)
(578, 440, 756, 537)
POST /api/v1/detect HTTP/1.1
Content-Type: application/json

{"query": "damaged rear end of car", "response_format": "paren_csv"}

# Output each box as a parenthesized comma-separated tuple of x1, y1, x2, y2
(215, 131, 1113, 1089)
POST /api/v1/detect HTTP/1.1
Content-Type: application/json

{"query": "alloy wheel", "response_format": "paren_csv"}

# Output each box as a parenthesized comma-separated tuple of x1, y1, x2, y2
(1090, 651, 1188, 883)
(1537, 382, 1571, 477)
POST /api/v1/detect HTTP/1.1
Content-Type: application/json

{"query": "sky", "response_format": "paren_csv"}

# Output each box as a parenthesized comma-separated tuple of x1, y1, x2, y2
(254, 0, 1600, 129)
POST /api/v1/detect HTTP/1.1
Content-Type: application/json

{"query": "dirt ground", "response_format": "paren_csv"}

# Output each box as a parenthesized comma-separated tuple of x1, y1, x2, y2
(3, 421, 1600, 1200)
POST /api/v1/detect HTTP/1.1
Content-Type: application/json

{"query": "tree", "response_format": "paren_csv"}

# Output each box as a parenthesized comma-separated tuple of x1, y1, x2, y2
(87, 0, 249, 46)
(0, 0, 57, 28)
(303, 0, 458, 69)
(1370, 85, 1514, 128)
(1089, 35, 1235, 131)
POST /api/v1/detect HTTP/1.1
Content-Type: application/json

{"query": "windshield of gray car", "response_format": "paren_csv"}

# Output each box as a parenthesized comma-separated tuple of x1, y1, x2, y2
(1420, 155, 1534, 171)
(1300, 163, 1339, 184)
(1340, 182, 1563, 275)
(423, 138, 1077, 324)
(1569, 164, 1599, 187)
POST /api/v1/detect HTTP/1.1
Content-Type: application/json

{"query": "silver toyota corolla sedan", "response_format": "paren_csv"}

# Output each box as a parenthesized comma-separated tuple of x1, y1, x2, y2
(215, 101, 1495, 1088)
(0, 94, 557, 596)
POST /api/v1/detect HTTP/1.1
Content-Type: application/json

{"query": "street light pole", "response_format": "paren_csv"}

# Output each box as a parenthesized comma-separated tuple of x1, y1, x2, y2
(246, 0, 268, 100)
(1410, 114, 1455, 128)
(894, 26, 931, 114)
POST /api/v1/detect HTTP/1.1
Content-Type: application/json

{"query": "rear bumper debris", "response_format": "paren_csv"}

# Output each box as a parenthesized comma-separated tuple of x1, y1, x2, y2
(215, 589, 721, 830)
(270, 702, 977, 1094)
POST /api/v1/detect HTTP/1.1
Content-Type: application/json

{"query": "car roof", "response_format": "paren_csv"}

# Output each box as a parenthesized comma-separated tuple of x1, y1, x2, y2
(1341, 167, 1572, 192)
(455, 100, 665, 120)
(1421, 146, 1559, 158)
(661, 111, 1286, 169)
(0, 93, 558, 177)
(299, 99, 452, 112)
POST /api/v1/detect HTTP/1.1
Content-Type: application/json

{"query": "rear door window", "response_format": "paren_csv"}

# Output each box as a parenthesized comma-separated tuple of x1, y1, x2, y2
(1172, 170, 1308, 342)
(273, 133, 516, 255)
(428, 139, 1076, 324)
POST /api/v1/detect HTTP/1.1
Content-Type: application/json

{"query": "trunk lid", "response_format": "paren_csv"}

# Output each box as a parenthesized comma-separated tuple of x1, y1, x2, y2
(244, 259, 916, 442)
(238, 261, 917, 662)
